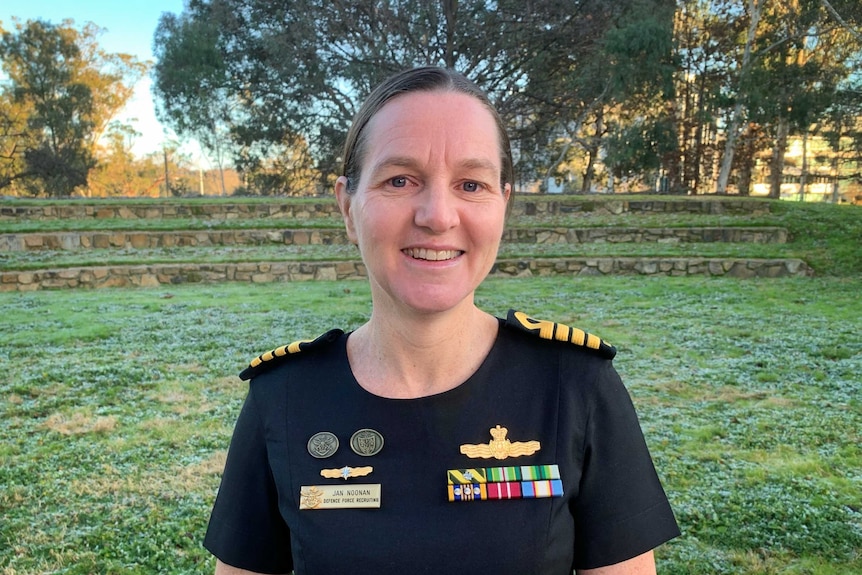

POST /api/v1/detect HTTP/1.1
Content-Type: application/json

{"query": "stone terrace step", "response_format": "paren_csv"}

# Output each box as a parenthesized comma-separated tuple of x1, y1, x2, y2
(1, 226, 788, 251)
(0, 201, 342, 221)
(0, 257, 813, 291)
(0, 196, 772, 221)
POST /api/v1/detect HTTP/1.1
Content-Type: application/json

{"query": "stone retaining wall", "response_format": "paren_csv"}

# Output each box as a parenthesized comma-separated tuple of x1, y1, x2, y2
(1, 226, 787, 251)
(505, 226, 787, 245)
(0, 202, 342, 221)
(0, 257, 813, 291)
(0, 196, 771, 221)
(0, 229, 349, 251)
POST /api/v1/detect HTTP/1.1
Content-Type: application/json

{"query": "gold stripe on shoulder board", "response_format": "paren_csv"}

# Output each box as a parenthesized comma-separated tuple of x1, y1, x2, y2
(240, 329, 344, 380)
(251, 339, 312, 368)
(507, 310, 616, 359)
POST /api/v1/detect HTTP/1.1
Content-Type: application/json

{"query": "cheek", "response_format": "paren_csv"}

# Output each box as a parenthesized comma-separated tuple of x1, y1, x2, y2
(351, 200, 394, 248)
(471, 208, 508, 239)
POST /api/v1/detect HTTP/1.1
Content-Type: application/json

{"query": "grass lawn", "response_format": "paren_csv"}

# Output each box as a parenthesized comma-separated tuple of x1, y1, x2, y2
(0, 213, 776, 234)
(0, 241, 811, 272)
(1, 276, 860, 574)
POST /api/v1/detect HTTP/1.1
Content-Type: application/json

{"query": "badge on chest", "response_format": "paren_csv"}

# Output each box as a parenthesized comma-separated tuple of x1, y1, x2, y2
(298, 423, 561, 509)
(300, 428, 385, 510)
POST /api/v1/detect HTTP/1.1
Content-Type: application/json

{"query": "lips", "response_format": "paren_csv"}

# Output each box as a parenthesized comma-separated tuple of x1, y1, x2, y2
(402, 248, 463, 261)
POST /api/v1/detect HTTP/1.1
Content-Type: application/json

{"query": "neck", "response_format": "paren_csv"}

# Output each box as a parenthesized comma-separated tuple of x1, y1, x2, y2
(347, 304, 499, 399)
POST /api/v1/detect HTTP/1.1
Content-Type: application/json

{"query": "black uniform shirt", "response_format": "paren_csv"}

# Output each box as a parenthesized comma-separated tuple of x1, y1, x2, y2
(204, 317, 679, 574)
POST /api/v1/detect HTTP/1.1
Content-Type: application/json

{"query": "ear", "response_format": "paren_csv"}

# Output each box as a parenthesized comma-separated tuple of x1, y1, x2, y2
(335, 176, 358, 244)
(502, 182, 512, 219)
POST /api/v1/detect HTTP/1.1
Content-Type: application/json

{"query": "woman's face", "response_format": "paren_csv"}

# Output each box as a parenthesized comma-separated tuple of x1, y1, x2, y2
(336, 90, 510, 316)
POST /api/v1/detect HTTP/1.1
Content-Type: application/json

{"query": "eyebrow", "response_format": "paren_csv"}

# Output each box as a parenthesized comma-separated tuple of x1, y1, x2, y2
(368, 156, 420, 175)
(368, 156, 499, 176)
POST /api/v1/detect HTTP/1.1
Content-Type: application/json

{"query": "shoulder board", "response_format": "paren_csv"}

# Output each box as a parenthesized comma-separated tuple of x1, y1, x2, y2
(505, 310, 616, 360)
(239, 328, 344, 381)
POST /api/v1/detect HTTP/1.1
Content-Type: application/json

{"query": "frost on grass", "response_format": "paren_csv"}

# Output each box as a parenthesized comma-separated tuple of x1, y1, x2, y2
(1, 277, 860, 574)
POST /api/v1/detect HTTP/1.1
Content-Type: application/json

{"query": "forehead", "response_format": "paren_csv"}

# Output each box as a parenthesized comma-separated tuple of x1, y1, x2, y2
(361, 90, 502, 171)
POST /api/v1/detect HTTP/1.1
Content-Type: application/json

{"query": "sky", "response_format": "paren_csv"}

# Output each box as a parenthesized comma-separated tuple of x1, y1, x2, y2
(0, 0, 200, 161)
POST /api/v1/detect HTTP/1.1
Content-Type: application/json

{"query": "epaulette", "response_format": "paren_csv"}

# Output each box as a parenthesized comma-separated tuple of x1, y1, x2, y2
(239, 328, 344, 381)
(505, 310, 616, 360)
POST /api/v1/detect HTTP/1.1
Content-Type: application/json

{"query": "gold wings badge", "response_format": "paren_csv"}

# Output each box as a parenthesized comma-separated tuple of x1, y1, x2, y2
(460, 425, 541, 460)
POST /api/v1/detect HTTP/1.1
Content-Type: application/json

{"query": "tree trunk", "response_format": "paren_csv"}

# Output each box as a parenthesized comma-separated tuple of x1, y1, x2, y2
(443, 0, 457, 68)
(736, 125, 755, 196)
(716, 0, 762, 194)
(737, 161, 752, 196)
(769, 117, 790, 199)
(582, 152, 594, 193)
(716, 101, 742, 194)
(581, 110, 603, 193)
(692, 73, 707, 193)
(831, 155, 840, 203)
(799, 129, 808, 201)
(662, 96, 683, 193)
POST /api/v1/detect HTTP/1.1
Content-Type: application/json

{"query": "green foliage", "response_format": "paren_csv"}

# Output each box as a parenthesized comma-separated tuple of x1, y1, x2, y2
(0, 19, 95, 195)
(602, 0, 676, 101)
(150, 0, 676, 190)
(672, 1, 862, 195)
(0, 18, 148, 197)
(152, 10, 232, 196)
(605, 117, 677, 178)
(88, 130, 198, 198)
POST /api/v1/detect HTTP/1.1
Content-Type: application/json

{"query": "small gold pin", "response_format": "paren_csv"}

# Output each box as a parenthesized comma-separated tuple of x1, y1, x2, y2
(320, 466, 374, 480)
(460, 425, 541, 460)
(299, 485, 324, 509)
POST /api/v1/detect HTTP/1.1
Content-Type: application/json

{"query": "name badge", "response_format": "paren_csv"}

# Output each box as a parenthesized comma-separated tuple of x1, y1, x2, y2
(299, 484, 382, 509)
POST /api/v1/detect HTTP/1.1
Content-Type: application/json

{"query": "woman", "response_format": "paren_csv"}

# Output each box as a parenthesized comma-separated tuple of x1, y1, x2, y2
(204, 67, 679, 574)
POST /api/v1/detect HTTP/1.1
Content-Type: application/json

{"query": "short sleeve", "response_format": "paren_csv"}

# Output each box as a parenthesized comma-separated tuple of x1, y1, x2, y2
(203, 389, 293, 574)
(571, 361, 680, 569)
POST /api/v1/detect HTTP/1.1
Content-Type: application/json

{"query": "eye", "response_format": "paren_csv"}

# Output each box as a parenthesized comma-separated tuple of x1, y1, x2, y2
(389, 177, 407, 188)
(462, 181, 480, 192)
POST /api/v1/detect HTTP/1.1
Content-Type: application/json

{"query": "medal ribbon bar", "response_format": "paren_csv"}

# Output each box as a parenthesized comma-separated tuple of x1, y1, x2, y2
(448, 464, 559, 485)
(446, 465, 562, 502)
(447, 479, 563, 502)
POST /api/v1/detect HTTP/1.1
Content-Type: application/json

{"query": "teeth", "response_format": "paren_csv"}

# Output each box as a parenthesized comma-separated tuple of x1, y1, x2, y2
(404, 248, 460, 261)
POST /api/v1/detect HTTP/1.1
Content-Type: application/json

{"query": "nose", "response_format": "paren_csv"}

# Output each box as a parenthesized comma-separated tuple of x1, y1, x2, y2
(414, 183, 460, 233)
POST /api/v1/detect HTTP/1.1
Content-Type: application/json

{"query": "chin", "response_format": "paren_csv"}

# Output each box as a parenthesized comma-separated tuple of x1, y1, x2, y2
(391, 287, 476, 315)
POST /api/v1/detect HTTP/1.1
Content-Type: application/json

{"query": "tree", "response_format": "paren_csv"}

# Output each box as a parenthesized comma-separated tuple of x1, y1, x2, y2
(152, 11, 233, 195)
(75, 23, 149, 160)
(596, 0, 678, 191)
(669, 0, 861, 198)
(538, 0, 677, 193)
(753, 2, 820, 198)
(89, 122, 152, 196)
(672, 0, 749, 194)
(0, 88, 34, 189)
(0, 19, 94, 195)
(152, 0, 675, 193)
(737, 0, 860, 198)
(821, 73, 862, 201)
(715, 0, 763, 194)
(0, 18, 146, 196)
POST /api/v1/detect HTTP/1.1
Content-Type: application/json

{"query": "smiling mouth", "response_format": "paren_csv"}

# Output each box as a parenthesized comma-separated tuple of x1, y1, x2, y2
(403, 248, 462, 261)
